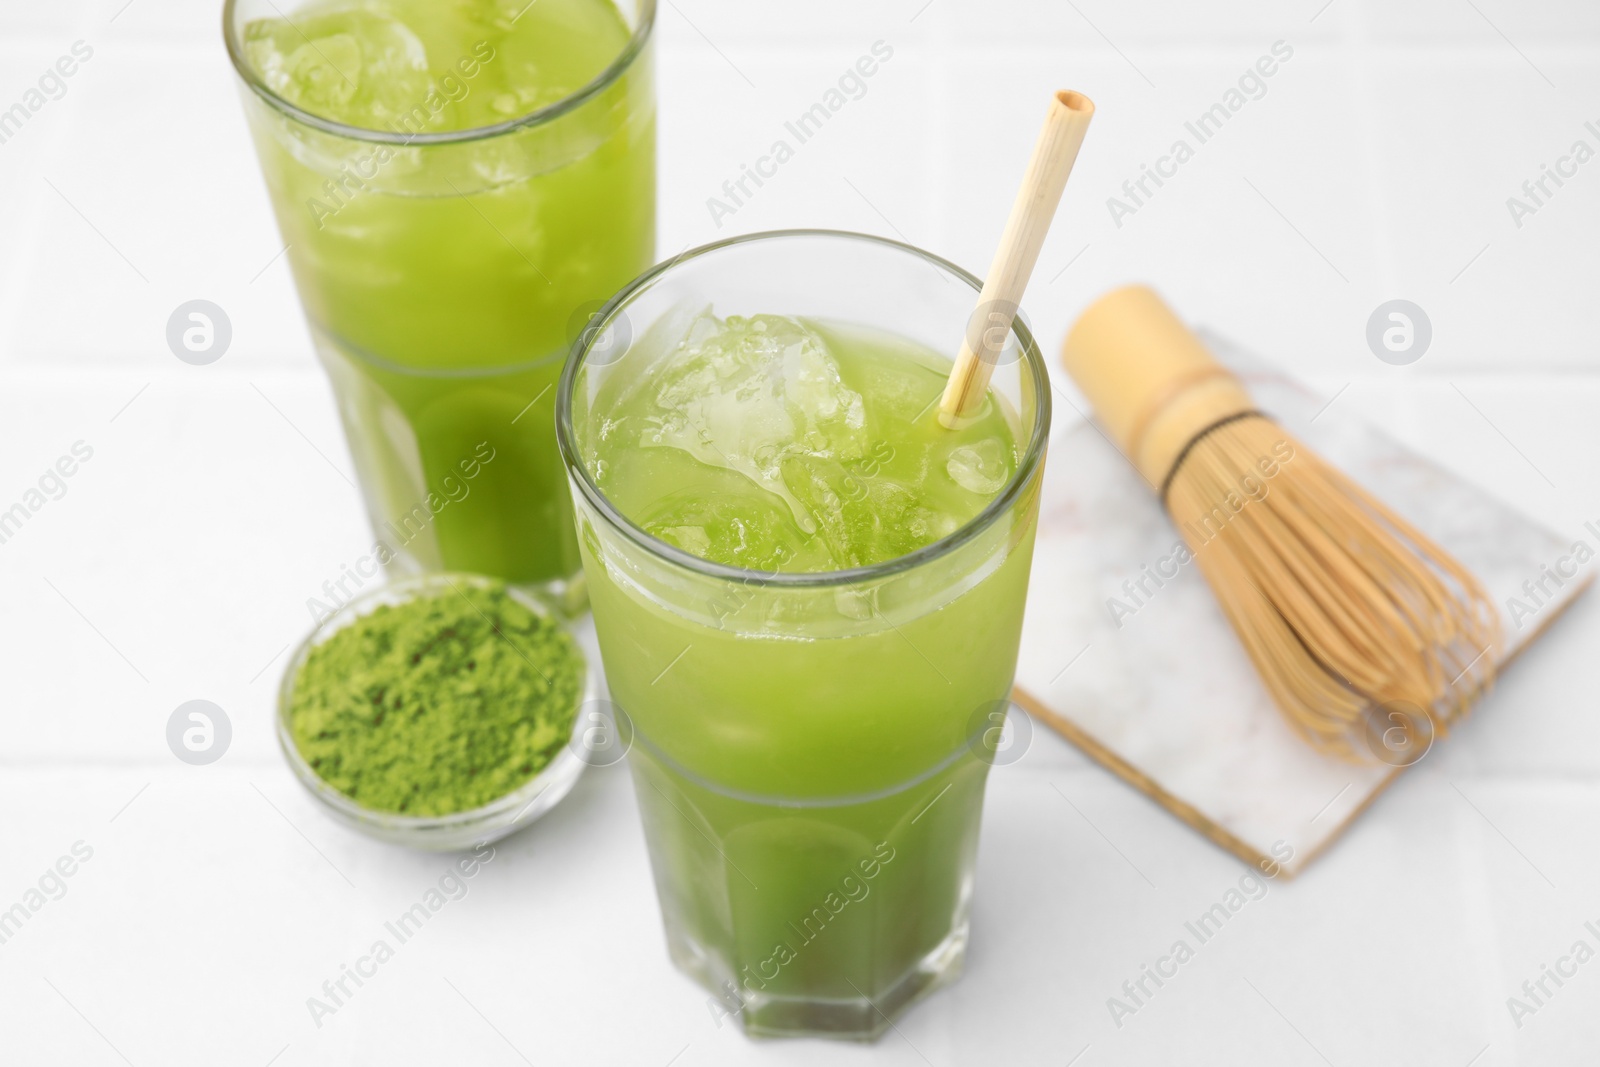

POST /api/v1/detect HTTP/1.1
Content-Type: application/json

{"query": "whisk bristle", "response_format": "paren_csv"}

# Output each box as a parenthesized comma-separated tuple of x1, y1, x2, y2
(1164, 414, 1502, 762)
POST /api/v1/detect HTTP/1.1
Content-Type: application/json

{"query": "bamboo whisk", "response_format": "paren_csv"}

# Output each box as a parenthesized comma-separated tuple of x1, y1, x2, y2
(1062, 287, 1502, 762)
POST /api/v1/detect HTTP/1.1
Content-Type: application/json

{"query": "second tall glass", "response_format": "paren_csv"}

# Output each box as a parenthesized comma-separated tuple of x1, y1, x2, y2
(225, 0, 657, 612)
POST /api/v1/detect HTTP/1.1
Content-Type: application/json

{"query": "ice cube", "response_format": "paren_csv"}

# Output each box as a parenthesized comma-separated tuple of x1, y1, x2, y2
(643, 313, 870, 532)
(946, 440, 1010, 495)
(244, 7, 430, 127)
(656, 526, 710, 558)
(637, 488, 810, 572)
(285, 35, 363, 110)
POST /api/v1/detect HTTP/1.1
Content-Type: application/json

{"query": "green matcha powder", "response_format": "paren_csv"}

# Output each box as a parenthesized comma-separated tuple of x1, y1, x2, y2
(289, 582, 584, 816)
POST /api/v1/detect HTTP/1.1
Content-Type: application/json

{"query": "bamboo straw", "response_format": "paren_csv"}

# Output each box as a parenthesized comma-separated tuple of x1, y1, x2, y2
(938, 89, 1094, 427)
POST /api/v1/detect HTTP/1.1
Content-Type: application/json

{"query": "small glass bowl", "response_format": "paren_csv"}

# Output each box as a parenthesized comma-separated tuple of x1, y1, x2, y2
(276, 572, 594, 851)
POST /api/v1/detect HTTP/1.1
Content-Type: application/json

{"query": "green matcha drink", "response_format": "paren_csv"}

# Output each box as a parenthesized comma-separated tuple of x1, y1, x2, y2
(559, 232, 1050, 1038)
(226, 0, 655, 607)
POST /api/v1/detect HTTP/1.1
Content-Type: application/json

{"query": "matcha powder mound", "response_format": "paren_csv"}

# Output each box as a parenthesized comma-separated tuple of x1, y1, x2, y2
(288, 582, 584, 816)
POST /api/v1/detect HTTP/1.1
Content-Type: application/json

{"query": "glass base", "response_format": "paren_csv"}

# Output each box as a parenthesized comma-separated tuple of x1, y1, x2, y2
(675, 918, 969, 1040)
(627, 740, 989, 1042)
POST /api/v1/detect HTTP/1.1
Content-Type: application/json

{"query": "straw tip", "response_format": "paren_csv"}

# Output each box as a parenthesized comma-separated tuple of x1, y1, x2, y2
(1054, 89, 1094, 114)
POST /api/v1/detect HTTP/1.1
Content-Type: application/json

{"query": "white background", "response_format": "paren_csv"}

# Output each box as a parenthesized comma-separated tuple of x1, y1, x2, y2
(2, 1, 1599, 1064)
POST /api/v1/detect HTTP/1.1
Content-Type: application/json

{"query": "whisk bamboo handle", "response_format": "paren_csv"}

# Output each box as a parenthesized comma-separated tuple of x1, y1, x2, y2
(1061, 285, 1255, 489)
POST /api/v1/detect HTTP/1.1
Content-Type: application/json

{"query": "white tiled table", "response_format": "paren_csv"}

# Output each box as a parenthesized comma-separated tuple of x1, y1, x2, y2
(2, 2, 1598, 1064)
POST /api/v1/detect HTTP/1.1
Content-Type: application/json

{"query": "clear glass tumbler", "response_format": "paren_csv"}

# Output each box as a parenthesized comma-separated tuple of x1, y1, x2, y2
(556, 231, 1051, 1038)
(224, 0, 656, 613)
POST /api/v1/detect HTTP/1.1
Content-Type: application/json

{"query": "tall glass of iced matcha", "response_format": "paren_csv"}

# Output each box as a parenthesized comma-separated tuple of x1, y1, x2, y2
(225, 0, 655, 612)
(557, 231, 1050, 1038)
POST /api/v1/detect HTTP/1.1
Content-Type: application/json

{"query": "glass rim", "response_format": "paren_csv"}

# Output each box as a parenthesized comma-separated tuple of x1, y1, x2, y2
(221, 0, 657, 146)
(555, 228, 1053, 590)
